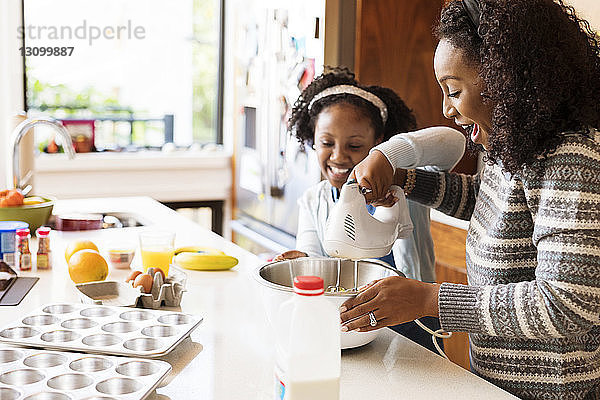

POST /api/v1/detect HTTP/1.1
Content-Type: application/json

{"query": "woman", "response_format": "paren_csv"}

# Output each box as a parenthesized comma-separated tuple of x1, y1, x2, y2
(340, 1, 600, 399)
(275, 67, 465, 350)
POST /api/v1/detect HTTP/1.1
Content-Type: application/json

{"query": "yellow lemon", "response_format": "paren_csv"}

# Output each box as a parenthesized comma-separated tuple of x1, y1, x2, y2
(68, 249, 108, 284)
(65, 240, 98, 263)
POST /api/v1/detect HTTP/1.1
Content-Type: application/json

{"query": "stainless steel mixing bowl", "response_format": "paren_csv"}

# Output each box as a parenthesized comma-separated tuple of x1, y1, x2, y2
(254, 258, 403, 349)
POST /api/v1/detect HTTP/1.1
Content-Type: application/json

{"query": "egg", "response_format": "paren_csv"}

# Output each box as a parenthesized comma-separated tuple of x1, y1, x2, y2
(133, 273, 153, 293)
(126, 270, 142, 283)
(147, 267, 166, 281)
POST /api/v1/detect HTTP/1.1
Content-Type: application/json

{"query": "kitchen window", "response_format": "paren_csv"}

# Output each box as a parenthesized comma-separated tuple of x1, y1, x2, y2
(22, 0, 224, 152)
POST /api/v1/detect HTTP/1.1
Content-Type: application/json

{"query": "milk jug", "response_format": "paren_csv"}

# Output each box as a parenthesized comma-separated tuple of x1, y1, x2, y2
(275, 275, 341, 400)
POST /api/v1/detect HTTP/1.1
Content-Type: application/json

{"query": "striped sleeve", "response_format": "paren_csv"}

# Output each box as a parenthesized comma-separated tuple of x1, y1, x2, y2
(409, 169, 480, 221)
(441, 136, 600, 338)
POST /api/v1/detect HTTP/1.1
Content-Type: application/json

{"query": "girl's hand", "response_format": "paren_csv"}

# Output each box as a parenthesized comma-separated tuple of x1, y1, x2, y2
(273, 250, 308, 262)
(339, 276, 440, 332)
(351, 150, 395, 204)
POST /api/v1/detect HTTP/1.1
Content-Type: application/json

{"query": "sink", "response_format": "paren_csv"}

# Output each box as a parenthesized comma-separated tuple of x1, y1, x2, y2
(46, 212, 145, 231)
(101, 212, 146, 229)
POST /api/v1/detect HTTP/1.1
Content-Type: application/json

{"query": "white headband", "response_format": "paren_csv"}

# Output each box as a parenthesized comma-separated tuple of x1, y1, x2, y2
(307, 84, 388, 124)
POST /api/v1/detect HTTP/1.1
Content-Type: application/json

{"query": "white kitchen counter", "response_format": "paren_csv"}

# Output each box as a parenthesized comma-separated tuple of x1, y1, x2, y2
(1, 197, 517, 399)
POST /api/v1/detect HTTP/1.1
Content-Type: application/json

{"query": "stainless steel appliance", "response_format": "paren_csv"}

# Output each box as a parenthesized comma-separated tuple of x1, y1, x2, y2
(229, 1, 327, 258)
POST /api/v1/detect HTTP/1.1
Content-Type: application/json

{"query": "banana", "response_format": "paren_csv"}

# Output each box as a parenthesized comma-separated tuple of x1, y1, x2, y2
(23, 196, 46, 205)
(174, 246, 226, 256)
(174, 252, 239, 271)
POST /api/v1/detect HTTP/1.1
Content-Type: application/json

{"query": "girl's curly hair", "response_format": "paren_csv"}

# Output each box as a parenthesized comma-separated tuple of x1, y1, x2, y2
(288, 67, 416, 147)
(436, 0, 600, 174)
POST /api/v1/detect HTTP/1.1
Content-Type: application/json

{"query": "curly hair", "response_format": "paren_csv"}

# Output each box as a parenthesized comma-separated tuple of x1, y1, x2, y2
(436, 0, 600, 174)
(288, 67, 416, 147)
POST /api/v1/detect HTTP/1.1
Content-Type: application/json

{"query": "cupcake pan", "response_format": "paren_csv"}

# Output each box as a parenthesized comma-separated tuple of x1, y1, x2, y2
(0, 345, 171, 400)
(0, 303, 202, 358)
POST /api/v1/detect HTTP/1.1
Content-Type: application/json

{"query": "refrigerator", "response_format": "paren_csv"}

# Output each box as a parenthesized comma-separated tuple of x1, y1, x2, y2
(227, 0, 351, 259)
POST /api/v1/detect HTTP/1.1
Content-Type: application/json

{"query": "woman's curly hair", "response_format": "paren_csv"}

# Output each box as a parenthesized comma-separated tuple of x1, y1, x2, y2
(288, 67, 416, 147)
(436, 0, 600, 174)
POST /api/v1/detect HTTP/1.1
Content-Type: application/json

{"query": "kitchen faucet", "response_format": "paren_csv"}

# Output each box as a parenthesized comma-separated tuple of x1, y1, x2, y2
(8, 116, 76, 192)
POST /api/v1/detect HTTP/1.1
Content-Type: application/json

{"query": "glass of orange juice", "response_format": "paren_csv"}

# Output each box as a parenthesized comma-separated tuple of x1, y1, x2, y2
(139, 231, 175, 276)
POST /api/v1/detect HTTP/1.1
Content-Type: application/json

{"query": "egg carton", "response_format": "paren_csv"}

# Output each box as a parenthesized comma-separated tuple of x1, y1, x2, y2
(0, 345, 171, 400)
(0, 303, 202, 358)
(76, 267, 187, 309)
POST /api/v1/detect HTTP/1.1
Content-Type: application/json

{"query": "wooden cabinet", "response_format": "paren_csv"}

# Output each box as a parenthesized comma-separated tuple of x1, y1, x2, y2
(354, 0, 477, 175)
(355, 0, 446, 128)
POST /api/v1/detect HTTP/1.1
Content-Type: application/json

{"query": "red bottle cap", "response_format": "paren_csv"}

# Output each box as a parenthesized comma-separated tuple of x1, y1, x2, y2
(293, 276, 324, 296)
(36, 227, 51, 236)
(16, 228, 30, 237)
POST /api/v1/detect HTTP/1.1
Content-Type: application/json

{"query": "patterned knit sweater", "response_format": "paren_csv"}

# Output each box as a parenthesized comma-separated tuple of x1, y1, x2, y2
(385, 131, 600, 400)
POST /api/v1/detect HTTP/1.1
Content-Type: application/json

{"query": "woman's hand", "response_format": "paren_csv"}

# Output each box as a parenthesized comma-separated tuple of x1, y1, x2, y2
(368, 169, 411, 207)
(351, 150, 395, 204)
(273, 250, 308, 262)
(370, 190, 399, 208)
(339, 276, 440, 332)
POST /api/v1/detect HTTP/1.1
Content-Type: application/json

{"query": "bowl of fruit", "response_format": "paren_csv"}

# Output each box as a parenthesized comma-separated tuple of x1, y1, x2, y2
(0, 189, 55, 232)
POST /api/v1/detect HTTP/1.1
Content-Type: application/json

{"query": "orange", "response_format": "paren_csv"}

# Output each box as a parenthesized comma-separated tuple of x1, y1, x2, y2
(67, 249, 108, 284)
(0, 189, 24, 207)
(65, 240, 98, 263)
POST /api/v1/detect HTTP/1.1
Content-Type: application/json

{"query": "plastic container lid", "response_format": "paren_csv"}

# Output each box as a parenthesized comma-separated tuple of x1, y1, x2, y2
(0, 221, 29, 232)
(16, 228, 30, 237)
(293, 276, 324, 296)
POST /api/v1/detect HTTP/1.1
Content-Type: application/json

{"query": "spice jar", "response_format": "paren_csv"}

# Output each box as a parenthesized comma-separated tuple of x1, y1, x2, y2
(16, 228, 31, 271)
(36, 226, 52, 270)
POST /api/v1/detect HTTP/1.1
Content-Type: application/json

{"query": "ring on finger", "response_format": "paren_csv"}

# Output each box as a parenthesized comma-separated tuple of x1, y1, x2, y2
(368, 311, 377, 327)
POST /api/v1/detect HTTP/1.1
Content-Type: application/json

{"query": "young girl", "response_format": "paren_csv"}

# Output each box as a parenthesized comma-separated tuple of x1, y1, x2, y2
(275, 67, 465, 349)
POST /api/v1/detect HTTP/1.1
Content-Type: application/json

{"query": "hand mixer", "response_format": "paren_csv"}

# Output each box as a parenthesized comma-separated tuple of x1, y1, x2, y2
(323, 180, 413, 260)
(323, 180, 452, 358)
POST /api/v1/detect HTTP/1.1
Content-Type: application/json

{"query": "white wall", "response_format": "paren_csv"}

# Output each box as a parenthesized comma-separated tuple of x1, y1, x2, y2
(569, 0, 600, 31)
(0, 0, 25, 188)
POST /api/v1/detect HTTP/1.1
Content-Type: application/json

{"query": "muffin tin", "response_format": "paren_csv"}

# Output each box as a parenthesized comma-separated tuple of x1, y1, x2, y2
(0, 345, 171, 400)
(0, 303, 202, 358)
